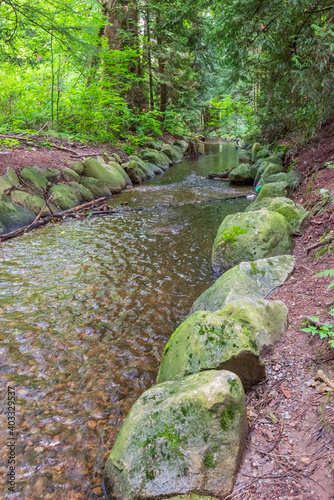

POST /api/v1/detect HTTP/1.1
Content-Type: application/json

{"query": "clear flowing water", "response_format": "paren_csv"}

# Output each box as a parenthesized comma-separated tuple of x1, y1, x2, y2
(0, 143, 250, 499)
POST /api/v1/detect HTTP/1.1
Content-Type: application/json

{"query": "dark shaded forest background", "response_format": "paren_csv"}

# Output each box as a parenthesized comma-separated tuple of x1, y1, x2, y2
(1, 0, 334, 150)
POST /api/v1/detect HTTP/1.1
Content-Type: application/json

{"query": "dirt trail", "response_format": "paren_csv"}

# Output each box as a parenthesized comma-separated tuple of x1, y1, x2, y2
(233, 125, 334, 500)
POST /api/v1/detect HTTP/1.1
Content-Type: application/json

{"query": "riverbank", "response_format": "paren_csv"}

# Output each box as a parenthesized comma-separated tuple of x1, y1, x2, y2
(231, 126, 334, 499)
(0, 136, 191, 238)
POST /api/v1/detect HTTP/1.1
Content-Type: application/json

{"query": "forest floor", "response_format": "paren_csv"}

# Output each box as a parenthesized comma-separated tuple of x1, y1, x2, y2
(0, 134, 126, 174)
(233, 123, 334, 500)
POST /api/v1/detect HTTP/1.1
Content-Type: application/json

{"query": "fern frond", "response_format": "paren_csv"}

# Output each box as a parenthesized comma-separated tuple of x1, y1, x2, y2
(314, 269, 334, 278)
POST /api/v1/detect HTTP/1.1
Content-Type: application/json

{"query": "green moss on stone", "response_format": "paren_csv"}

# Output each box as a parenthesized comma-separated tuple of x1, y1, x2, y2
(204, 452, 216, 469)
(220, 405, 235, 431)
(218, 225, 247, 244)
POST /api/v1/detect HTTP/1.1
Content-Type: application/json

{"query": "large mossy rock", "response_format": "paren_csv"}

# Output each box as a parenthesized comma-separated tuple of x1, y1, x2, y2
(107, 161, 132, 186)
(61, 167, 80, 183)
(0, 219, 6, 235)
(263, 154, 282, 165)
(147, 139, 163, 150)
(6, 168, 20, 187)
(161, 144, 183, 162)
(129, 156, 154, 179)
(212, 209, 293, 273)
(68, 182, 94, 202)
(83, 158, 125, 193)
(219, 298, 288, 353)
(110, 153, 121, 164)
(0, 194, 35, 232)
(103, 370, 247, 500)
(190, 255, 295, 314)
(49, 184, 81, 210)
(69, 161, 85, 175)
(33, 166, 60, 184)
(260, 171, 303, 190)
(80, 177, 112, 197)
(145, 162, 164, 175)
(10, 190, 56, 216)
(256, 149, 271, 160)
(174, 139, 188, 153)
(246, 196, 309, 232)
(228, 164, 258, 185)
(157, 312, 265, 388)
(141, 148, 173, 168)
(0, 176, 13, 194)
(261, 162, 286, 179)
(20, 167, 48, 192)
(123, 161, 147, 184)
(256, 182, 290, 202)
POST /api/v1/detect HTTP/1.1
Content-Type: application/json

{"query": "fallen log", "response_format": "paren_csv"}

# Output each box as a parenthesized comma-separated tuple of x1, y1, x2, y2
(0, 197, 107, 242)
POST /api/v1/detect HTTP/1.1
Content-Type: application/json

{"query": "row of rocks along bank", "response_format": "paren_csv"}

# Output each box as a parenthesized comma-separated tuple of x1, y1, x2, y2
(102, 143, 311, 500)
(0, 139, 188, 235)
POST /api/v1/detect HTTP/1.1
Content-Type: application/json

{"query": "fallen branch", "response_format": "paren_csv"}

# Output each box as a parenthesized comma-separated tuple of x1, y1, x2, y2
(306, 235, 334, 254)
(0, 133, 81, 157)
(0, 197, 107, 242)
(24, 193, 55, 232)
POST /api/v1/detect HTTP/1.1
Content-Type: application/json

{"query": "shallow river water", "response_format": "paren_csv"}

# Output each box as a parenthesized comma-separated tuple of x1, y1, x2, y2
(0, 143, 250, 499)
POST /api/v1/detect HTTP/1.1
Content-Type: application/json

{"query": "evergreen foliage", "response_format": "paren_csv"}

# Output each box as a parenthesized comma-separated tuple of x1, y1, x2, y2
(0, 0, 334, 142)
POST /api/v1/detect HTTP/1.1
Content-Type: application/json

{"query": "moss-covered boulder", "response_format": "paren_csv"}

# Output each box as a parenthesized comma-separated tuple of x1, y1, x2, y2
(157, 312, 265, 388)
(246, 196, 309, 232)
(219, 299, 288, 353)
(161, 144, 183, 162)
(261, 162, 286, 178)
(256, 182, 290, 202)
(238, 149, 251, 164)
(174, 139, 188, 153)
(228, 164, 258, 185)
(0, 194, 35, 232)
(83, 158, 125, 193)
(20, 167, 48, 192)
(0, 176, 13, 194)
(129, 156, 154, 179)
(6, 168, 20, 187)
(69, 161, 85, 175)
(251, 143, 262, 162)
(123, 161, 146, 184)
(212, 209, 293, 273)
(103, 370, 247, 500)
(80, 177, 112, 197)
(68, 182, 94, 202)
(147, 139, 163, 150)
(256, 149, 271, 160)
(261, 171, 303, 190)
(190, 255, 295, 314)
(61, 167, 80, 183)
(107, 161, 132, 186)
(263, 154, 282, 165)
(10, 190, 56, 216)
(145, 162, 164, 175)
(141, 148, 173, 168)
(49, 184, 81, 210)
(110, 152, 121, 164)
(33, 166, 60, 184)
(0, 219, 6, 235)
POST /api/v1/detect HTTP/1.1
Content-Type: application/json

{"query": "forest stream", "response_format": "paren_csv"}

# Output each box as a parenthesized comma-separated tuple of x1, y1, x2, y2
(0, 143, 251, 499)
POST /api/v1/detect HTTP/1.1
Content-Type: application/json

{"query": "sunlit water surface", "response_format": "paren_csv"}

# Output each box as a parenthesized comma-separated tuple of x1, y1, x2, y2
(0, 143, 250, 499)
